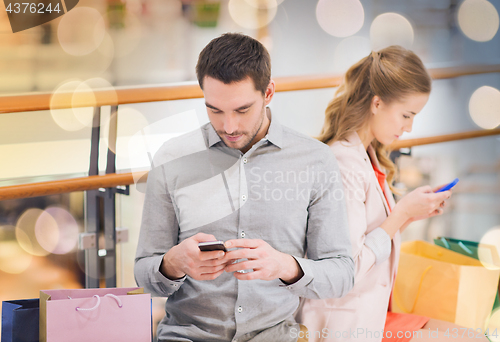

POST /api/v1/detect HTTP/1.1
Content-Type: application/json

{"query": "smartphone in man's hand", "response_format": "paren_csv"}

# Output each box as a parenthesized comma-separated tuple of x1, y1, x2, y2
(198, 241, 227, 252)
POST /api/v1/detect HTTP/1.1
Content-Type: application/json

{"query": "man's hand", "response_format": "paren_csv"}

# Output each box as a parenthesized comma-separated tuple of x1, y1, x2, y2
(223, 239, 304, 284)
(161, 232, 228, 281)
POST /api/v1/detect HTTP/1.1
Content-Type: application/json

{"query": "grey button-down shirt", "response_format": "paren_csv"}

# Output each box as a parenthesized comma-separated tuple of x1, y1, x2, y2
(135, 113, 354, 342)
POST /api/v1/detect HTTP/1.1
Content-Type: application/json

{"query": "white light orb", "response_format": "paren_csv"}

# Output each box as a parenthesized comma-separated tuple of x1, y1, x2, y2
(469, 86, 500, 129)
(228, 0, 278, 29)
(458, 0, 499, 42)
(316, 0, 364, 38)
(58, 7, 105, 56)
(370, 13, 414, 51)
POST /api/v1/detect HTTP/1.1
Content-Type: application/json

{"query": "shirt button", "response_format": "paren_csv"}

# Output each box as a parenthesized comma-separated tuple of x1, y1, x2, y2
(242, 157, 248, 164)
(237, 306, 243, 313)
(240, 231, 245, 238)
(241, 195, 247, 201)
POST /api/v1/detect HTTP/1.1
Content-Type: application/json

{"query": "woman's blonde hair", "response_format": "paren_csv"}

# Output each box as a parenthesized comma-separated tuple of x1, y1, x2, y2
(318, 45, 431, 192)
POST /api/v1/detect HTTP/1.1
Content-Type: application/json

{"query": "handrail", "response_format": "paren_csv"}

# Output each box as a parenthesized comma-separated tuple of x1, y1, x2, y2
(1, 63, 499, 114)
(1, 129, 498, 201)
(389, 128, 500, 149)
(0, 172, 147, 201)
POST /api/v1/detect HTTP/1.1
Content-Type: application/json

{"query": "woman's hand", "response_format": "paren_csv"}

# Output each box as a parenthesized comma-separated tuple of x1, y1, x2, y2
(394, 185, 451, 221)
(381, 184, 452, 238)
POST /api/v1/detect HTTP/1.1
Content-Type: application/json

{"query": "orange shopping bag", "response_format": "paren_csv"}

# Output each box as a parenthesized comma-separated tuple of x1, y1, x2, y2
(392, 240, 500, 330)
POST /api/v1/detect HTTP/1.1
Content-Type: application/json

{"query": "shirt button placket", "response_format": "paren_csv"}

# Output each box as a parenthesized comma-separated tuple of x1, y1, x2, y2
(240, 156, 248, 205)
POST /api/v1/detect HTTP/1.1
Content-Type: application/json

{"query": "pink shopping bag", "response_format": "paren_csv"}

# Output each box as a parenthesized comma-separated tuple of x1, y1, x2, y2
(39, 287, 151, 342)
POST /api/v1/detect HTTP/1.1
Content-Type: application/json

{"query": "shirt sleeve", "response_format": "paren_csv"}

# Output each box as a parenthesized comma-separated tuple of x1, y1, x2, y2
(134, 158, 183, 297)
(285, 151, 355, 300)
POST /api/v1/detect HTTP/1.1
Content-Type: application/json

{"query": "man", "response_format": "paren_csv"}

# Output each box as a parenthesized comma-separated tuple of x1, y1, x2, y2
(134, 33, 354, 342)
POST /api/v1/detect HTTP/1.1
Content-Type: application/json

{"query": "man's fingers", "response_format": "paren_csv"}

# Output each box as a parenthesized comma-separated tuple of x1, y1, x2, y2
(198, 250, 225, 261)
(225, 238, 262, 249)
(224, 259, 258, 273)
(192, 232, 218, 243)
(224, 249, 260, 261)
(232, 269, 262, 281)
(199, 264, 226, 274)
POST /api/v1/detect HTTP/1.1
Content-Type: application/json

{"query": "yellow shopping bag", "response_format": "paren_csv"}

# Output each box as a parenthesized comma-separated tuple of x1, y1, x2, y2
(392, 240, 500, 330)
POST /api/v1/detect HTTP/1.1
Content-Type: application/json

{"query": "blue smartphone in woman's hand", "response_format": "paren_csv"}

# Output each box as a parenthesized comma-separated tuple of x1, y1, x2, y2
(435, 178, 459, 192)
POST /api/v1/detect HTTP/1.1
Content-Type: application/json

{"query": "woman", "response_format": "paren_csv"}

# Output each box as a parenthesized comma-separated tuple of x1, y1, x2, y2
(296, 46, 487, 342)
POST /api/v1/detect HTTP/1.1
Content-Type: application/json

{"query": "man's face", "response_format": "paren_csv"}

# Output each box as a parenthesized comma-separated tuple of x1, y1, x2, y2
(203, 76, 274, 153)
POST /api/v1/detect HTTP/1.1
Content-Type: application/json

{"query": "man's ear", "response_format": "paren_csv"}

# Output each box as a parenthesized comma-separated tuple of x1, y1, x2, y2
(264, 80, 275, 105)
(370, 95, 381, 115)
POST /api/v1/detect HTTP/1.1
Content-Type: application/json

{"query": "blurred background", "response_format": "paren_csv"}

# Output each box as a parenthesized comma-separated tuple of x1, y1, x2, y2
(0, 0, 499, 339)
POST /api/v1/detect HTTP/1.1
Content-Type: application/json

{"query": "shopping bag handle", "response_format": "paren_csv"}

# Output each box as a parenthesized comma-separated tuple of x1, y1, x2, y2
(458, 241, 473, 255)
(440, 237, 450, 249)
(75, 294, 123, 312)
(439, 237, 474, 255)
(393, 265, 432, 314)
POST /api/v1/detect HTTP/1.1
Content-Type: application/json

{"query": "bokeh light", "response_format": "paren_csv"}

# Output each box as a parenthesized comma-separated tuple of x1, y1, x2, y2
(108, 10, 143, 58)
(458, 0, 499, 42)
(244, 0, 285, 7)
(50, 79, 88, 131)
(469, 86, 500, 129)
(35, 207, 79, 255)
(316, 0, 364, 38)
(370, 13, 414, 51)
(479, 227, 500, 270)
(332, 36, 370, 73)
(15, 209, 50, 257)
(72, 81, 97, 128)
(0, 225, 33, 274)
(57, 7, 106, 56)
(487, 308, 500, 342)
(228, 0, 278, 29)
(104, 107, 150, 158)
(51, 78, 117, 131)
(77, 78, 118, 127)
(96, 32, 115, 67)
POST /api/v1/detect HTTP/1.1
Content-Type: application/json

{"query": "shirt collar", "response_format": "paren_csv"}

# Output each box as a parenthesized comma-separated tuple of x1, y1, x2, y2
(345, 131, 380, 166)
(207, 123, 221, 148)
(205, 107, 283, 150)
(264, 108, 283, 149)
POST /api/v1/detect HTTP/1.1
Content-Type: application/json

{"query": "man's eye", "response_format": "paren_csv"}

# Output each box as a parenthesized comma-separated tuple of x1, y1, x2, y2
(403, 115, 410, 119)
(211, 109, 222, 114)
(237, 110, 249, 114)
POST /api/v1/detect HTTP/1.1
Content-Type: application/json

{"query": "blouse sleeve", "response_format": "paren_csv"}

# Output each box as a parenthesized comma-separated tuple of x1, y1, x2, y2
(336, 151, 392, 283)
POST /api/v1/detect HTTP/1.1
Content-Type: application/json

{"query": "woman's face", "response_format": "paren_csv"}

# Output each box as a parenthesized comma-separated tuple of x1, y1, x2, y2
(369, 93, 430, 145)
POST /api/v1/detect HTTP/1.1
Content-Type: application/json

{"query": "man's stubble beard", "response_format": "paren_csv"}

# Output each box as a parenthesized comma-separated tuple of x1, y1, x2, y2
(214, 103, 267, 151)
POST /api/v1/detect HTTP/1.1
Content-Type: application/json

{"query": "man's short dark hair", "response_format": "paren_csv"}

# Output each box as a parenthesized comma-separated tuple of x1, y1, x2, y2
(196, 33, 271, 95)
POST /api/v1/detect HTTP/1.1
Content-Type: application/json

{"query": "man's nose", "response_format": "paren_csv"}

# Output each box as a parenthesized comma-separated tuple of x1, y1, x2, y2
(224, 114, 239, 134)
